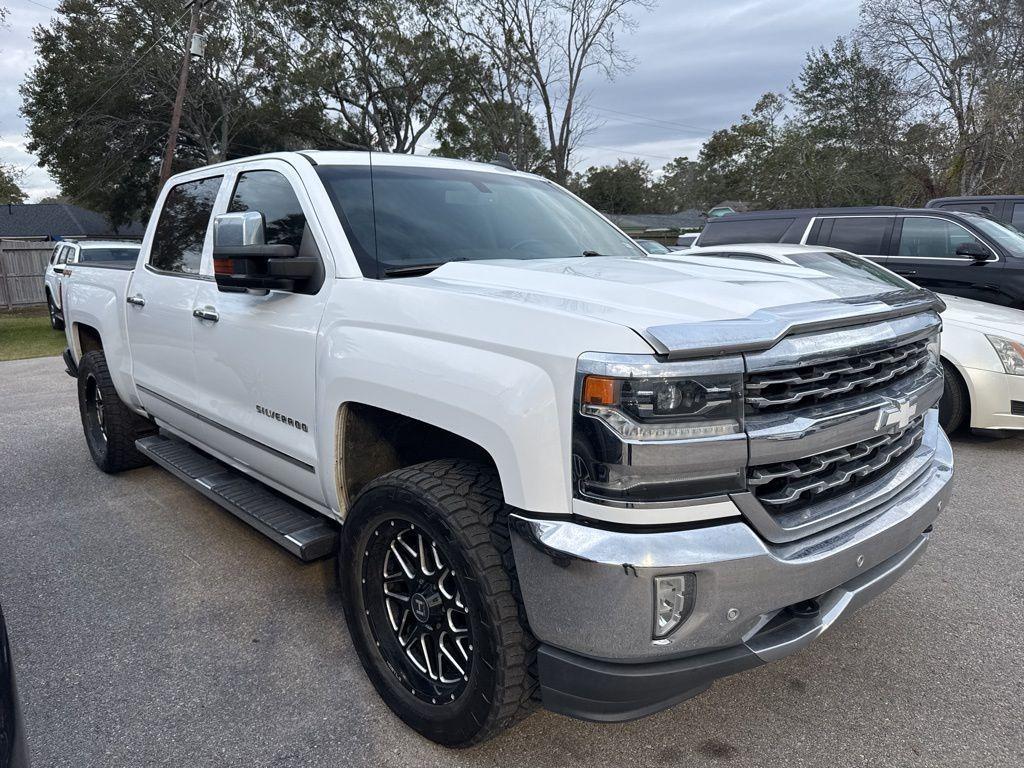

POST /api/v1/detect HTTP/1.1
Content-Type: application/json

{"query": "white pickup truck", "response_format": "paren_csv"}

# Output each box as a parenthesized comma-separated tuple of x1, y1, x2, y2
(61, 151, 954, 746)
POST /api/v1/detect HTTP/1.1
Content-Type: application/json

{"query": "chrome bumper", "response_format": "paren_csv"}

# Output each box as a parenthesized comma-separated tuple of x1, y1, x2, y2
(510, 420, 953, 667)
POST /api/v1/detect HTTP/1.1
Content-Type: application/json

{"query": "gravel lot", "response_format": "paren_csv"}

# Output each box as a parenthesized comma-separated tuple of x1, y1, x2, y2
(1, 355, 1021, 767)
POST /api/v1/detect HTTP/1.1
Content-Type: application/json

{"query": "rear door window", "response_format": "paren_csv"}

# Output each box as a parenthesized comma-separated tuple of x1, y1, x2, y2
(150, 176, 223, 275)
(813, 216, 892, 255)
(1012, 204, 1024, 230)
(697, 218, 794, 246)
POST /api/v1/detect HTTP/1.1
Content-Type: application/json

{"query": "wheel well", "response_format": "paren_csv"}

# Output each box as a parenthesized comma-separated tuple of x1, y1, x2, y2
(337, 403, 499, 511)
(75, 323, 104, 355)
(941, 357, 971, 423)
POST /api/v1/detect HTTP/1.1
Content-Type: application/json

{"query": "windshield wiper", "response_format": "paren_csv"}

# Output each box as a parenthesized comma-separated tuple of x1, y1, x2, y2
(582, 250, 611, 257)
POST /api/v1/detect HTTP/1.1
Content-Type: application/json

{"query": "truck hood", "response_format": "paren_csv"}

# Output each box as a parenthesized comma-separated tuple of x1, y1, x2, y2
(416, 255, 943, 357)
(940, 293, 1024, 340)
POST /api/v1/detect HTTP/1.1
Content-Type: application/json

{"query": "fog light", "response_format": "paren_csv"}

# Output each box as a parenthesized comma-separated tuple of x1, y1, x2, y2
(653, 573, 695, 639)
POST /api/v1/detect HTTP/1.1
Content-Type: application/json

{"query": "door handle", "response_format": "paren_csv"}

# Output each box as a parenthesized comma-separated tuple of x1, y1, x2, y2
(126, 294, 145, 306)
(192, 307, 219, 322)
(894, 270, 917, 276)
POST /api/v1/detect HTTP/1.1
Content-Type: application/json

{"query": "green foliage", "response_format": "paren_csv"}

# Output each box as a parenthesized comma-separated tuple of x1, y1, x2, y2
(0, 164, 27, 204)
(577, 159, 654, 214)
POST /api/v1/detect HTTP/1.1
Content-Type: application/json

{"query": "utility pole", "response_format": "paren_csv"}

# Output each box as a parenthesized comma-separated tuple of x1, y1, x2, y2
(158, 0, 203, 186)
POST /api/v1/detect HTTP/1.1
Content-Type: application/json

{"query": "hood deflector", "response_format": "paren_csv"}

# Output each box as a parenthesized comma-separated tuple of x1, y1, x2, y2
(641, 289, 946, 360)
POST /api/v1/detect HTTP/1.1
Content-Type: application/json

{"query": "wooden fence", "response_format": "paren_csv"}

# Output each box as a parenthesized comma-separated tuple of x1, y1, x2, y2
(0, 240, 54, 309)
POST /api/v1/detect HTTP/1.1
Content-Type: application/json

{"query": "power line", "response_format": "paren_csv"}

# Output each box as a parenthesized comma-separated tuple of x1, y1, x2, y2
(22, 0, 56, 11)
(577, 143, 678, 162)
(588, 104, 714, 135)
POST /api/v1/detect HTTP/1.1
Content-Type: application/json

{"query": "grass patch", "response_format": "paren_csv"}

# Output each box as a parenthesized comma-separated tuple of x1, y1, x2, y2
(0, 307, 67, 362)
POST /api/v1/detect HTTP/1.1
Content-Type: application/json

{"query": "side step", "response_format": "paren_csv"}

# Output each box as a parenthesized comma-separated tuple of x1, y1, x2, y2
(136, 434, 337, 561)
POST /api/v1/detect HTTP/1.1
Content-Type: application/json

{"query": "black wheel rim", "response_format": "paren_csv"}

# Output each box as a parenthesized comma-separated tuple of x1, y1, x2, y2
(362, 519, 473, 703)
(83, 373, 107, 445)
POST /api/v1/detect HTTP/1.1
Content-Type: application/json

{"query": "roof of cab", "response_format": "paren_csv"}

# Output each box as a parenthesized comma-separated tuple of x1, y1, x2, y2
(168, 150, 536, 182)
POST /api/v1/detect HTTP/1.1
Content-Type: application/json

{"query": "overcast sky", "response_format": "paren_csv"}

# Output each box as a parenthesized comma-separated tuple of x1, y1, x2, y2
(1, 0, 860, 201)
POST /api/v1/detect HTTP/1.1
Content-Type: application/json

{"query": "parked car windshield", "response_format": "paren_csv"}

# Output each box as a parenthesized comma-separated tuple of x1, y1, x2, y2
(316, 164, 643, 277)
(78, 247, 140, 263)
(780, 250, 913, 289)
(959, 213, 1024, 258)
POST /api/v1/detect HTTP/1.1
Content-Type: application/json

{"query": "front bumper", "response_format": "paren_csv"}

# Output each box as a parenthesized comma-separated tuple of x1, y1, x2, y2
(965, 366, 1024, 430)
(510, 424, 953, 720)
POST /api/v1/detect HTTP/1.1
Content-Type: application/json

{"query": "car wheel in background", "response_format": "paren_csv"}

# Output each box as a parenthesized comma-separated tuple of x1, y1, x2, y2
(939, 360, 968, 434)
(77, 351, 154, 473)
(338, 459, 537, 747)
(47, 294, 64, 330)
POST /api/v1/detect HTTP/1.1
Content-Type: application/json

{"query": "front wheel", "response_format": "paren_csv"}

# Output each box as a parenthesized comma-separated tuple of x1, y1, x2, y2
(338, 460, 536, 747)
(938, 360, 968, 434)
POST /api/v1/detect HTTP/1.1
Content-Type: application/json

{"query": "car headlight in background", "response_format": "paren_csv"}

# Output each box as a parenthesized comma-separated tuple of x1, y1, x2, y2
(986, 335, 1024, 376)
(573, 354, 747, 504)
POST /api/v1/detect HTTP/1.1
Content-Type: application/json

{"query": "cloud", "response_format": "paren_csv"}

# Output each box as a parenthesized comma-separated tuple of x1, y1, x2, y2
(1, 1, 59, 200)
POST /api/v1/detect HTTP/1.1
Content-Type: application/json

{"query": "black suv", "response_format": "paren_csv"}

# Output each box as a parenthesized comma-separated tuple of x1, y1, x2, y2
(926, 195, 1024, 229)
(695, 207, 1024, 308)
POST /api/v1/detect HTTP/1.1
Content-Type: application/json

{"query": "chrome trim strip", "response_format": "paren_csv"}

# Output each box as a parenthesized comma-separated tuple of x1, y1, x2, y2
(572, 496, 740, 525)
(136, 385, 316, 473)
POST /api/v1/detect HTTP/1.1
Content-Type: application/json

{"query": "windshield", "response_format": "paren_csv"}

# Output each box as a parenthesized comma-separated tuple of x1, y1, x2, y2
(638, 240, 671, 254)
(959, 213, 1024, 258)
(78, 247, 139, 263)
(316, 164, 643, 277)
(781, 250, 914, 289)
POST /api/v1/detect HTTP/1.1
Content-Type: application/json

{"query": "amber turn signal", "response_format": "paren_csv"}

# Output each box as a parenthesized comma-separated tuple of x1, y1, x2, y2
(582, 375, 620, 406)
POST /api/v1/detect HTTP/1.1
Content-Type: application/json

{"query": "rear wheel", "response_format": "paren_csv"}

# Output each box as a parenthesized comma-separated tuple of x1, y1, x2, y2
(77, 351, 154, 473)
(47, 294, 64, 330)
(338, 460, 536, 747)
(939, 360, 968, 434)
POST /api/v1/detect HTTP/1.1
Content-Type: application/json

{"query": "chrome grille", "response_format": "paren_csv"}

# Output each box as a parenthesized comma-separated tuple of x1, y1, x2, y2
(745, 339, 931, 413)
(747, 415, 926, 518)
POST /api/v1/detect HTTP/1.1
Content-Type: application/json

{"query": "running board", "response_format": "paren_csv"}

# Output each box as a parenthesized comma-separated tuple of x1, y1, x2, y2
(135, 434, 336, 561)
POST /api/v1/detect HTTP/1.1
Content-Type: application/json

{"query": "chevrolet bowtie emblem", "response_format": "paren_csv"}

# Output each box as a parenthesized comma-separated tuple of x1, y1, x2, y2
(875, 397, 918, 431)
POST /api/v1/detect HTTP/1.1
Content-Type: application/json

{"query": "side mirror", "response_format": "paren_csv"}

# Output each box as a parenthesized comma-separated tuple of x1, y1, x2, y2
(955, 241, 995, 264)
(212, 211, 317, 292)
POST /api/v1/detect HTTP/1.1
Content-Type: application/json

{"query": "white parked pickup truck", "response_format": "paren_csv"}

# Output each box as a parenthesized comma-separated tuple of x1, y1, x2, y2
(43, 240, 141, 330)
(61, 152, 954, 746)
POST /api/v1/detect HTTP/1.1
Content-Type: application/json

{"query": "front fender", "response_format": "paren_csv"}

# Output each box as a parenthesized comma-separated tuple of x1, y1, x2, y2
(316, 326, 574, 516)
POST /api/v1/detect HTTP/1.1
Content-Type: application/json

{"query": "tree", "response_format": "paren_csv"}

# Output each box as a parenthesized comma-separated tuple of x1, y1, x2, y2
(859, 0, 1024, 193)
(434, 99, 550, 172)
(577, 158, 653, 214)
(21, 0, 328, 225)
(651, 156, 699, 212)
(266, 0, 470, 153)
(0, 164, 26, 205)
(464, 0, 654, 184)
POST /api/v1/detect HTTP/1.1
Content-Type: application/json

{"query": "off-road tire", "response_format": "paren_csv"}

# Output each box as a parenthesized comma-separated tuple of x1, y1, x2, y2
(47, 294, 64, 330)
(938, 360, 968, 434)
(77, 351, 154, 473)
(338, 460, 538, 747)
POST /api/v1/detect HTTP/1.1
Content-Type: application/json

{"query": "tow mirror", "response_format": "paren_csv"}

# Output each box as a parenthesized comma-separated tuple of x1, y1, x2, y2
(955, 241, 995, 264)
(212, 211, 317, 292)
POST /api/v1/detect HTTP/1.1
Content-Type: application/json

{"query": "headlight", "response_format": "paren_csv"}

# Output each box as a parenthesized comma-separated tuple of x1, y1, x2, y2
(573, 354, 746, 504)
(986, 335, 1024, 375)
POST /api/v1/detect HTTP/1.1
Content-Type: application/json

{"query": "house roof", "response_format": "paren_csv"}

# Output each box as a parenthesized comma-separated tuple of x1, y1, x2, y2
(606, 211, 705, 232)
(0, 203, 145, 240)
